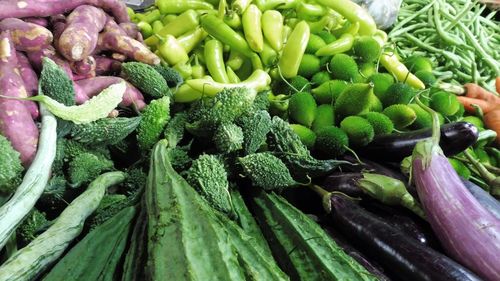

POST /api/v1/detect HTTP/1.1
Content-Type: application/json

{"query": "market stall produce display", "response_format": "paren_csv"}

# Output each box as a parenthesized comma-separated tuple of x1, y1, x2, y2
(0, 0, 499, 280)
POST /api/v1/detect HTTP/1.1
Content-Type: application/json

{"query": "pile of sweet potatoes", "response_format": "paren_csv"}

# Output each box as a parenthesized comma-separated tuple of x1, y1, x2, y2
(0, 0, 160, 167)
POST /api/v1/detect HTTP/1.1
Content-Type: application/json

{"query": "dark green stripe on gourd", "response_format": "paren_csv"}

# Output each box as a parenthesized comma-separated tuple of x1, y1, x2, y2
(230, 189, 273, 258)
(145, 140, 246, 281)
(252, 192, 379, 281)
(122, 200, 148, 281)
(44, 206, 137, 281)
(70, 117, 141, 145)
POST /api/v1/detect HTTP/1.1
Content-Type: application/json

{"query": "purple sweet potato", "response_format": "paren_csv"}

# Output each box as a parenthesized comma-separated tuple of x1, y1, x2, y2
(0, 0, 130, 24)
(70, 55, 96, 78)
(0, 31, 39, 166)
(16, 51, 39, 119)
(57, 5, 106, 61)
(119, 22, 141, 41)
(27, 45, 73, 79)
(74, 76, 146, 110)
(97, 18, 160, 65)
(0, 18, 53, 51)
(23, 17, 49, 27)
(94, 56, 121, 75)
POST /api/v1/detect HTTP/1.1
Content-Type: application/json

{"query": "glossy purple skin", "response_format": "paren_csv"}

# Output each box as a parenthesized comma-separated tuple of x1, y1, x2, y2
(0, 0, 130, 24)
(329, 194, 481, 281)
(16, 51, 39, 119)
(413, 152, 500, 281)
(0, 18, 52, 51)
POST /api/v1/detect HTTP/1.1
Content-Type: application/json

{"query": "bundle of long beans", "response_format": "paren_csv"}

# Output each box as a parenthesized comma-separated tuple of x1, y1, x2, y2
(389, 0, 500, 91)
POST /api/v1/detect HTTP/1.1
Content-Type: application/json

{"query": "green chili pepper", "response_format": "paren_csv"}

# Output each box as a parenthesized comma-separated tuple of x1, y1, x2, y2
(173, 62, 193, 79)
(346, 21, 360, 35)
(282, 25, 292, 44)
(137, 22, 153, 38)
(227, 50, 245, 70)
(224, 11, 241, 29)
(278, 21, 310, 78)
(145, 10, 199, 46)
(193, 48, 206, 64)
(200, 14, 255, 58)
(157, 35, 189, 66)
(232, 0, 252, 14)
(142, 9, 161, 24)
(186, 69, 271, 96)
(296, 2, 327, 20)
(204, 39, 230, 83)
(235, 57, 254, 80)
(242, 4, 264, 53)
(307, 15, 334, 34)
(260, 40, 278, 67)
(316, 0, 377, 36)
(226, 66, 241, 83)
(315, 33, 354, 56)
(156, 0, 213, 14)
(127, 7, 135, 18)
(191, 55, 206, 79)
(255, 0, 297, 11)
(262, 10, 284, 51)
(152, 20, 164, 34)
(177, 28, 207, 53)
(380, 52, 425, 90)
(134, 13, 146, 23)
(161, 14, 177, 25)
(373, 29, 388, 46)
(174, 83, 203, 103)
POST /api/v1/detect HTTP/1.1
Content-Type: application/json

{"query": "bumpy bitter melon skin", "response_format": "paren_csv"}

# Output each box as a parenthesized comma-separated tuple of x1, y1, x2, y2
(70, 117, 141, 145)
(145, 140, 288, 281)
(252, 191, 379, 281)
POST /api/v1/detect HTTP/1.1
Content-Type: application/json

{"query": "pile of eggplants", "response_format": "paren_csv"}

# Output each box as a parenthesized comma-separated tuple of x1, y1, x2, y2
(303, 119, 500, 281)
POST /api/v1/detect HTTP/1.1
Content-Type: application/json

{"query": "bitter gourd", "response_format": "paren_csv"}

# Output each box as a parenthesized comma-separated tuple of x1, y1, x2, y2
(70, 117, 141, 146)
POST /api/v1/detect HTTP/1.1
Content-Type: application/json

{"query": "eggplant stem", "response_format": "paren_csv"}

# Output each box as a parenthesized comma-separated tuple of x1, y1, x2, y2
(415, 96, 441, 146)
(309, 184, 330, 198)
(453, 156, 500, 175)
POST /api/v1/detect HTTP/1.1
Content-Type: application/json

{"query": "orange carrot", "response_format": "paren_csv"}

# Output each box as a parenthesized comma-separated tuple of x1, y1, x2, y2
(483, 109, 500, 145)
(457, 96, 499, 114)
(496, 77, 500, 94)
(463, 83, 500, 104)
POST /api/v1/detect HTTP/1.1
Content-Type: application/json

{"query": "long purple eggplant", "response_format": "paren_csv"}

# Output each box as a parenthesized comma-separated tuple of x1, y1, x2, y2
(341, 155, 408, 183)
(460, 177, 500, 220)
(411, 100, 500, 281)
(322, 172, 366, 198)
(314, 190, 482, 281)
(321, 223, 391, 281)
(357, 122, 479, 162)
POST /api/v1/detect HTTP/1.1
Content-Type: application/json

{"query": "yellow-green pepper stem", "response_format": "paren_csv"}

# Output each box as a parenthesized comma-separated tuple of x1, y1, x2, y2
(242, 4, 264, 53)
(262, 10, 284, 51)
(145, 10, 199, 46)
(204, 39, 230, 83)
(278, 21, 310, 78)
(315, 33, 354, 56)
(191, 55, 206, 79)
(316, 0, 377, 36)
(380, 52, 426, 90)
(186, 69, 271, 96)
(224, 11, 241, 29)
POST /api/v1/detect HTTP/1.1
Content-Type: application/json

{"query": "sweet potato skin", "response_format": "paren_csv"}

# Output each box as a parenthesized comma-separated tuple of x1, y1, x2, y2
(16, 51, 39, 119)
(23, 17, 49, 27)
(74, 76, 146, 110)
(0, 0, 130, 24)
(0, 31, 39, 166)
(27, 45, 73, 79)
(57, 5, 106, 61)
(97, 18, 160, 65)
(0, 18, 53, 51)
(70, 55, 96, 78)
(94, 56, 121, 75)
